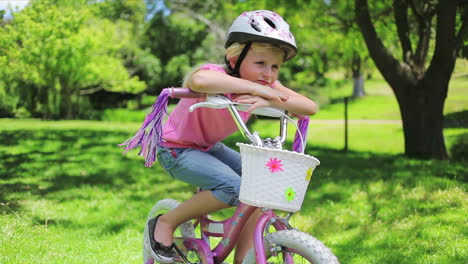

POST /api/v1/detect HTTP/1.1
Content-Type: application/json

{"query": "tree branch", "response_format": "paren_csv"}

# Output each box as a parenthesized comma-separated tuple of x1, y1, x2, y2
(393, 0, 413, 63)
(169, 4, 226, 53)
(80, 86, 103, 95)
(412, 2, 435, 75)
(455, 5, 468, 52)
(426, 1, 458, 88)
(176, 6, 226, 40)
(355, 0, 413, 89)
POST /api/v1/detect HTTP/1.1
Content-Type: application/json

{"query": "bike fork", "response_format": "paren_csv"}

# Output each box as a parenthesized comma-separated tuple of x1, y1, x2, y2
(253, 210, 292, 264)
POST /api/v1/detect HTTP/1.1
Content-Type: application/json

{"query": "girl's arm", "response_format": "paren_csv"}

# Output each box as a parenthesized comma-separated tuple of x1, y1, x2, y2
(234, 82, 318, 116)
(188, 69, 289, 103)
(271, 81, 318, 116)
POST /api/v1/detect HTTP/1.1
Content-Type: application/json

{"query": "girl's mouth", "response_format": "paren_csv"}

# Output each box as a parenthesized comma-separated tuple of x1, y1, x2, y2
(256, 80, 269, 85)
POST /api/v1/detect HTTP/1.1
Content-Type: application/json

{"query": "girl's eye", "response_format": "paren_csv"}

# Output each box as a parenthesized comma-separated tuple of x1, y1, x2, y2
(255, 61, 265, 65)
(272, 65, 279, 70)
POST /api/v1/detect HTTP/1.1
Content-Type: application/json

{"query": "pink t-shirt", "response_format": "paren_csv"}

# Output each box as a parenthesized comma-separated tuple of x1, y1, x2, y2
(161, 64, 251, 151)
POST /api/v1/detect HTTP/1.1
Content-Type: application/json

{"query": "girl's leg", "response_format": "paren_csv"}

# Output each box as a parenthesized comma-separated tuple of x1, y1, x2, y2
(154, 190, 231, 246)
(154, 144, 242, 246)
(233, 208, 263, 264)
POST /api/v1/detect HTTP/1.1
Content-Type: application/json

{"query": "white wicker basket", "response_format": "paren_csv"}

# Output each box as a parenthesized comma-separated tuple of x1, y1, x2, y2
(237, 143, 320, 212)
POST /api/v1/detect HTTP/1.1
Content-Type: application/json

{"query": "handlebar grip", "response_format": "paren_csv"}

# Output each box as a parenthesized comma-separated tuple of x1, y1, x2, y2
(168, 87, 206, 98)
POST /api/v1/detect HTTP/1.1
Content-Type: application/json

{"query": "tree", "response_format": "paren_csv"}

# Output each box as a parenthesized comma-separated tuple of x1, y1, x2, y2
(355, 0, 468, 159)
(0, 0, 146, 118)
(142, 11, 207, 92)
(307, 0, 373, 97)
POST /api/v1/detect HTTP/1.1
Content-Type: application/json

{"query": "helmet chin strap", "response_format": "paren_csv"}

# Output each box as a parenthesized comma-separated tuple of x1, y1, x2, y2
(225, 42, 252, 78)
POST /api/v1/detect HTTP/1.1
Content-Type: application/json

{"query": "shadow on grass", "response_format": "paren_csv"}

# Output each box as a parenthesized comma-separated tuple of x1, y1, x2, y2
(444, 110, 468, 128)
(0, 129, 173, 210)
(2, 128, 465, 197)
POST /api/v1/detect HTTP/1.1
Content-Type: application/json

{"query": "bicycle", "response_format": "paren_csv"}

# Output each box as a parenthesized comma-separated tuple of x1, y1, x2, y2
(141, 88, 340, 264)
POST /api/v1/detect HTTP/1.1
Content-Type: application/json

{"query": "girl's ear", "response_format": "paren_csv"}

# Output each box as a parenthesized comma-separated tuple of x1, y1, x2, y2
(229, 57, 237, 69)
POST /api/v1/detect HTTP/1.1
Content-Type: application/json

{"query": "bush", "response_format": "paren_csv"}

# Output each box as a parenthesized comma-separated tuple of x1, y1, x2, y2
(444, 110, 468, 128)
(14, 107, 31, 118)
(82, 108, 147, 122)
(450, 133, 468, 161)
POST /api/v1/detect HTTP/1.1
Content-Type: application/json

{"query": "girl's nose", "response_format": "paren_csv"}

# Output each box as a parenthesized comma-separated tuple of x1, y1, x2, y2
(263, 68, 272, 78)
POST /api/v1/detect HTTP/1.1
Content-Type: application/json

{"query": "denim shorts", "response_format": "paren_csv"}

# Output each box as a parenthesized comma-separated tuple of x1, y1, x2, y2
(156, 142, 242, 206)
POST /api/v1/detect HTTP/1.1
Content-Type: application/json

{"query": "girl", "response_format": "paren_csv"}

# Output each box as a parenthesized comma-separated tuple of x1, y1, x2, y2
(124, 10, 317, 263)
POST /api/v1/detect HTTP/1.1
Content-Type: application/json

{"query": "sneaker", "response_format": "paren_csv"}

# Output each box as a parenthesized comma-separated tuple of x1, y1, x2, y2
(146, 214, 175, 263)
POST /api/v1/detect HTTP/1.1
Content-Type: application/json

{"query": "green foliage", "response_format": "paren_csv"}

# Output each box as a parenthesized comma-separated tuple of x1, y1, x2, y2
(164, 55, 192, 86)
(88, 108, 148, 122)
(145, 12, 207, 64)
(142, 11, 208, 92)
(0, 0, 146, 119)
(93, 0, 146, 24)
(126, 48, 162, 91)
(0, 0, 465, 130)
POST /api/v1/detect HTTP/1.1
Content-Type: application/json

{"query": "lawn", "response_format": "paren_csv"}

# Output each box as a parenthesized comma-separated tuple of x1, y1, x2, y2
(317, 70, 468, 120)
(0, 117, 466, 264)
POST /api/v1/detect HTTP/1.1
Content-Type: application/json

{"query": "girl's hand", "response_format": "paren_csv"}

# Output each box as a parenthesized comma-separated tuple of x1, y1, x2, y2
(233, 94, 271, 112)
(252, 85, 289, 103)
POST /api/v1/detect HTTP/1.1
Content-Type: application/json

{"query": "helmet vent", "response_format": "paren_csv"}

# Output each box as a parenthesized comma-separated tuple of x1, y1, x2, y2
(263, 18, 276, 29)
(249, 18, 262, 32)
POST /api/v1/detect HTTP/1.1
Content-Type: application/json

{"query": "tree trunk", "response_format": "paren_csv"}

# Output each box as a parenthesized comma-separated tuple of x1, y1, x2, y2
(352, 74, 365, 97)
(396, 77, 448, 159)
(352, 53, 365, 97)
(60, 80, 73, 120)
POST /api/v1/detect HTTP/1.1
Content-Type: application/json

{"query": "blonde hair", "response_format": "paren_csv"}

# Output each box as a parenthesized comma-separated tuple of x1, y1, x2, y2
(183, 42, 285, 87)
(226, 42, 285, 61)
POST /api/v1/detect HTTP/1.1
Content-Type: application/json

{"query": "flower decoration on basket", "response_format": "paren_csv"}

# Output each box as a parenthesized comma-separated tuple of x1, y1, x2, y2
(306, 167, 314, 181)
(284, 187, 296, 202)
(266, 157, 284, 173)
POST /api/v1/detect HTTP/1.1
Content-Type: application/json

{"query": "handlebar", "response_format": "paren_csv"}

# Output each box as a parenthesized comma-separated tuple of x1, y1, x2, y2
(168, 88, 302, 151)
(168, 87, 206, 98)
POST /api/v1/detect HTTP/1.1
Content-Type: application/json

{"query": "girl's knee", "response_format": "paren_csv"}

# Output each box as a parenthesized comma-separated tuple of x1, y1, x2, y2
(212, 183, 240, 206)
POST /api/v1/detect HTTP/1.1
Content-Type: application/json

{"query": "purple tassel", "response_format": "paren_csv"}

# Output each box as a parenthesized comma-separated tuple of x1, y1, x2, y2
(292, 116, 310, 153)
(119, 89, 170, 167)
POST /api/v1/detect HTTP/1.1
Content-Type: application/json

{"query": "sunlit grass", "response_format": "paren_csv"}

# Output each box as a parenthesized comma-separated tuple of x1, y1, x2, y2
(317, 72, 468, 120)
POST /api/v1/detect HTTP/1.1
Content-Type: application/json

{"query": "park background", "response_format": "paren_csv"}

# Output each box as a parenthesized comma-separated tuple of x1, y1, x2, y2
(0, 0, 467, 263)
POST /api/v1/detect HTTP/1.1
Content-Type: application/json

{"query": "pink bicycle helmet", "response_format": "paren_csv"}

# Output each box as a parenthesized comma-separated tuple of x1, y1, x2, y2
(226, 10, 297, 61)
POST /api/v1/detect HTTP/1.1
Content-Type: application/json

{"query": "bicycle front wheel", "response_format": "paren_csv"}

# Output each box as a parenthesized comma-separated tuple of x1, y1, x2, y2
(242, 230, 339, 264)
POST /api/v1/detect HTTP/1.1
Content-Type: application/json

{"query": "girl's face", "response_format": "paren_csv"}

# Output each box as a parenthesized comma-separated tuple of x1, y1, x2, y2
(238, 48, 283, 87)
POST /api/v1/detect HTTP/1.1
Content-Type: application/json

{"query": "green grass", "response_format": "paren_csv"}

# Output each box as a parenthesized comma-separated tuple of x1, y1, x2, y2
(317, 68, 468, 120)
(0, 118, 466, 264)
(0, 120, 183, 264)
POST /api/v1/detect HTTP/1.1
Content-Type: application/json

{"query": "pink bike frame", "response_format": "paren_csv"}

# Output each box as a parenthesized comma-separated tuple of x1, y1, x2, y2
(169, 203, 290, 264)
